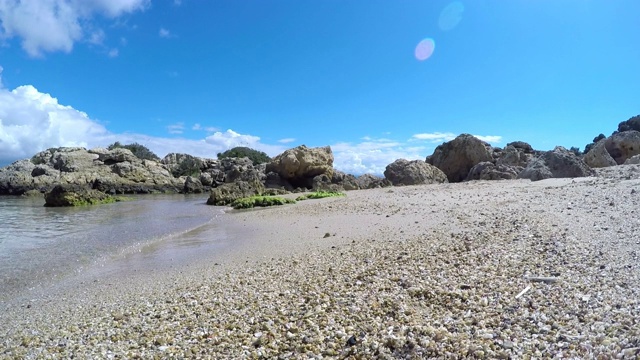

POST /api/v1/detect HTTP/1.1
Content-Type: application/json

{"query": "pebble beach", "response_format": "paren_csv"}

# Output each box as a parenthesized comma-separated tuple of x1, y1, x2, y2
(2, 166, 640, 359)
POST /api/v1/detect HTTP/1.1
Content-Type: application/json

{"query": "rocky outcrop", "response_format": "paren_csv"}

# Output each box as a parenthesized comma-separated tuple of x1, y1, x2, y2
(604, 130, 640, 165)
(466, 162, 520, 181)
(332, 171, 359, 191)
(384, 159, 448, 186)
(426, 134, 493, 182)
(0, 147, 184, 195)
(206, 180, 265, 206)
(497, 145, 530, 168)
(355, 174, 391, 189)
(518, 146, 595, 181)
(584, 139, 617, 168)
(266, 145, 334, 189)
(44, 184, 116, 207)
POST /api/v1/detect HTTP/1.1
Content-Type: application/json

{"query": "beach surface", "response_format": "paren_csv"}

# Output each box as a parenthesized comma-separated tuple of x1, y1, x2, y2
(2, 166, 640, 359)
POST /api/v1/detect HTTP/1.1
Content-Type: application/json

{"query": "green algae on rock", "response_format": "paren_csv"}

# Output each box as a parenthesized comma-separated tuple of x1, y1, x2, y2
(231, 196, 296, 209)
(44, 184, 124, 207)
(295, 191, 345, 201)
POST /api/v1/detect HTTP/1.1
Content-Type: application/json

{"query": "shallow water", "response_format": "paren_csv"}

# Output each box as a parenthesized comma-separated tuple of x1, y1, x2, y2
(0, 194, 226, 301)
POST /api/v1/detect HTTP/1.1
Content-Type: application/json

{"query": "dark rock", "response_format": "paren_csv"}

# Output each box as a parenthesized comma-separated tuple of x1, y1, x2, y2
(355, 174, 391, 189)
(466, 162, 520, 181)
(206, 180, 265, 206)
(506, 141, 534, 154)
(183, 176, 204, 194)
(44, 184, 115, 207)
(426, 134, 493, 182)
(518, 146, 594, 181)
(384, 159, 448, 186)
(497, 145, 530, 168)
(331, 170, 359, 191)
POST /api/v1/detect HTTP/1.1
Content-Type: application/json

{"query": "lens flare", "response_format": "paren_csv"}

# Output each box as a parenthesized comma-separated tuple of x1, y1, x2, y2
(439, 1, 465, 31)
(414, 38, 435, 61)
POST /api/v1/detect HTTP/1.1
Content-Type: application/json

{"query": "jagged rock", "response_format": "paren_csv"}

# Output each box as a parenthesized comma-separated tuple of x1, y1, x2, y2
(94, 148, 137, 164)
(584, 139, 617, 168)
(162, 153, 207, 178)
(518, 146, 595, 181)
(355, 174, 391, 189)
(184, 176, 204, 194)
(1, 147, 183, 195)
(506, 141, 534, 154)
(604, 130, 640, 164)
(44, 184, 115, 207)
(466, 162, 520, 181)
(266, 145, 334, 189)
(331, 171, 359, 191)
(264, 171, 292, 190)
(384, 159, 448, 186)
(624, 154, 640, 165)
(220, 157, 264, 183)
(426, 134, 493, 182)
(312, 174, 344, 192)
(206, 180, 265, 206)
(497, 145, 530, 168)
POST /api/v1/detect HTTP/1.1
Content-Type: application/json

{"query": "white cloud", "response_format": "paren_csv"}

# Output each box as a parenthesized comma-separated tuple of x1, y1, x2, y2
(411, 132, 456, 142)
(0, 82, 287, 166)
(331, 138, 427, 176)
(108, 48, 119, 57)
(0, 84, 110, 164)
(472, 135, 502, 144)
(174, 0, 183, 6)
(278, 138, 296, 144)
(167, 122, 184, 134)
(159, 28, 172, 38)
(0, 0, 148, 57)
(88, 29, 105, 45)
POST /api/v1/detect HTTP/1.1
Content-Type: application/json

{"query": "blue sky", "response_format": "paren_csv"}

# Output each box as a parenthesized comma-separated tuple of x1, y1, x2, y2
(1, 0, 639, 174)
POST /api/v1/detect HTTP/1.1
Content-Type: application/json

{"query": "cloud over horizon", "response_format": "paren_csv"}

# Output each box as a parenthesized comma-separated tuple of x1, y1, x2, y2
(0, 0, 149, 56)
(0, 80, 503, 175)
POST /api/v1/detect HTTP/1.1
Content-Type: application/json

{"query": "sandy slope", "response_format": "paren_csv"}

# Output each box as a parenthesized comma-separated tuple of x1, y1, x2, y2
(1, 166, 640, 359)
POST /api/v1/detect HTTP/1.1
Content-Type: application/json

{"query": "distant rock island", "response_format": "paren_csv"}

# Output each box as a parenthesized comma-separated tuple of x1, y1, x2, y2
(1, 120, 640, 206)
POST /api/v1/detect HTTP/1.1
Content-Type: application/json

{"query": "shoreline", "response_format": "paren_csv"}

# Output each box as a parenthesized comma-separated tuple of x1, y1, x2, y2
(2, 170, 640, 358)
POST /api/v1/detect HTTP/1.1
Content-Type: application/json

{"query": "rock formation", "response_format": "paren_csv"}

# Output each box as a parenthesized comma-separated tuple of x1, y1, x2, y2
(265, 145, 334, 189)
(384, 159, 448, 186)
(518, 146, 595, 181)
(426, 134, 493, 182)
(44, 184, 116, 207)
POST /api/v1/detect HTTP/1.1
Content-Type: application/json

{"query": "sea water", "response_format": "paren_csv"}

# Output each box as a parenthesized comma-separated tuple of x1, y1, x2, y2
(0, 194, 227, 302)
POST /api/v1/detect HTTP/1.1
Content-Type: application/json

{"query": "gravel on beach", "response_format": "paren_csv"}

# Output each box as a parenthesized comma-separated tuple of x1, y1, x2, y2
(2, 166, 640, 359)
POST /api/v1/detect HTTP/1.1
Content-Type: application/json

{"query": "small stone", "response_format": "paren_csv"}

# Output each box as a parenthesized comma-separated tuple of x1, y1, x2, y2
(324, 233, 331, 238)
(346, 335, 357, 347)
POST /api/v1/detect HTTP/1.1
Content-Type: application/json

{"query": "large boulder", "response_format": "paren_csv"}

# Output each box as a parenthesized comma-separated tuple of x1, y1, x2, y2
(426, 134, 493, 182)
(518, 146, 595, 181)
(331, 171, 359, 191)
(44, 184, 115, 207)
(466, 162, 520, 181)
(384, 159, 448, 186)
(266, 145, 334, 189)
(584, 139, 617, 168)
(206, 180, 265, 206)
(604, 130, 640, 165)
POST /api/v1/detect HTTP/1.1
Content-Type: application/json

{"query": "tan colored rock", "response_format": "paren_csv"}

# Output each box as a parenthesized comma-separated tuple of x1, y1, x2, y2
(384, 159, 448, 186)
(604, 130, 640, 164)
(266, 145, 334, 188)
(584, 139, 617, 168)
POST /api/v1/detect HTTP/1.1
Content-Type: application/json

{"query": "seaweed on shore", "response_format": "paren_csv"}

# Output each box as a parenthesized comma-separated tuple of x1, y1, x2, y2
(231, 196, 296, 209)
(295, 191, 346, 201)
